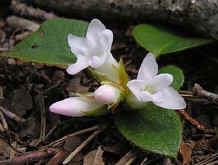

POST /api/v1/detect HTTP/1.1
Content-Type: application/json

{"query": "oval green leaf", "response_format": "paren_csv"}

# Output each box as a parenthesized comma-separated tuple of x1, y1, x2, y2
(159, 65, 184, 90)
(115, 103, 182, 158)
(4, 18, 88, 66)
(133, 24, 213, 57)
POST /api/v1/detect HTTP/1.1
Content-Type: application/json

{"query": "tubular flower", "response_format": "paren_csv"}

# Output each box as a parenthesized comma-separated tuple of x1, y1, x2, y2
(67, 19, 119, 82)
(49, 96, 106, 117)
(127, 53, 186, 110)
(94, 84, 122, 105)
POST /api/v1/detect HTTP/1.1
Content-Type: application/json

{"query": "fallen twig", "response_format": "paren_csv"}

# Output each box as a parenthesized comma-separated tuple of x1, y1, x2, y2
(115, 151, 136, 165)
(44, 124, 58, 141)
(0, 110, 8, 131)
(176, 109, 213, 133)
(192, 83, 218, 105)
(36, 95, 46, 146)
(63, 129, 101, 164)
(0, 148, 57, 165)
(194, 153, 218, 165)
(180, 90, 209, 104)
(11, 0, 59, 20)
(0, 106, 26, 123)
(140, 157, 148, 165)
(46, 125, 99, 147)
(6, 16, 40, 32)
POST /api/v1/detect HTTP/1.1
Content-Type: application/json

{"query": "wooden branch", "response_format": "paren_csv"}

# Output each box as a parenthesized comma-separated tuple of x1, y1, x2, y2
(17, 0, 218, 39)
(192, 83, 218, 105)
(0, 148, 57, 165)
(6, 16, 40, 32)
(11, 0, 59, 20)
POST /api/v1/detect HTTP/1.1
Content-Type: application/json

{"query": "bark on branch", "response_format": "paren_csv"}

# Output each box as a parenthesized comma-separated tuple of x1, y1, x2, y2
(16, 0, 218, 40)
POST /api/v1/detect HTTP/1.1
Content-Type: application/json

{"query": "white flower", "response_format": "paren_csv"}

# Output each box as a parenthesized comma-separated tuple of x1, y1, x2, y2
(127, 53, 186, 110)
(94, 84, 122, 104)
(67, 19, 119, 82)
(49, 96, 105, 117)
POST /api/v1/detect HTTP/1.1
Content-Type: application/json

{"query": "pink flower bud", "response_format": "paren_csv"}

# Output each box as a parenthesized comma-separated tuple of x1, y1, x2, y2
(49, 97, 104, 117)
(94, 85, 121, 104)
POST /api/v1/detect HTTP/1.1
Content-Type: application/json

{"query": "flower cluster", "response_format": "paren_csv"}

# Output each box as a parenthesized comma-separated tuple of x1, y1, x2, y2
(50, 19, 186, 117)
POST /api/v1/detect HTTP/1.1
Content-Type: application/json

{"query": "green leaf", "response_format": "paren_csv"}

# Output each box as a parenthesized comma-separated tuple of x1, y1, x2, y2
(133, 24, 213, 57)
(4, 18, 88, 66)
(159, 65, 184, 90)
(115, 103, 182, 158)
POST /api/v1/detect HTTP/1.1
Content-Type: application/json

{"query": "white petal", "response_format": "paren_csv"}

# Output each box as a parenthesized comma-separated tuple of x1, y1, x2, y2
(66, 55, 89, 75)
(147, 74, 173, 92)
(95, 53, 119, 82)
(89, 56, 105, 68)
(105, 52, 119, 67)
(86, 19, 106, 43)
(127, 80, 153, 102)
(127, 80, 145, 91)
(49, 97, 104, 117)
(68, 34, 88, 56)
(99, 30, 113, 51)
(153, 87, 186, 110)
(139, 91, 155, 102)
(94, 85, 121, 104)
(137, 53, 158, 81)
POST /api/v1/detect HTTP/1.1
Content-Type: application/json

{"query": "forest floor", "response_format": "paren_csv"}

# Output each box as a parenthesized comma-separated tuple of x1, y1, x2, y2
(1, 1, 218, 165)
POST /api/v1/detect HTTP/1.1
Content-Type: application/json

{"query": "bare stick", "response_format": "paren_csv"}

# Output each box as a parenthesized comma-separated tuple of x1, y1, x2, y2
(0, 148, 57, 165)
(176, 109, 213, 132)
(0, 111, 8, 131)
(180, 90, 210, 104)
(63, 130, 101, 164)
(21, 0, 218, 39)
(11, 0, 59, 20)
(6, 16, 40, 32)
(39, 96, 46, 144)
(192, 83, 218, 105)
(46, 125, 99, 147)
(194, 153, 218, 165)
(115, 151, 136, 165)
(0, 106, 26, 123)
(44, 124, 57, 141)
(140, 157, 148, 165)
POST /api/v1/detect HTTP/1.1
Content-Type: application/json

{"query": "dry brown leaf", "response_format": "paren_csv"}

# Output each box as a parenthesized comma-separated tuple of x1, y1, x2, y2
(180, 141, 194, 165)
(11, 87, 33, 116)
(83, 146, 104, 165)
(0, 138, 13, 160)
(65, 76, 89, 93)
(63, 136, 83, 162)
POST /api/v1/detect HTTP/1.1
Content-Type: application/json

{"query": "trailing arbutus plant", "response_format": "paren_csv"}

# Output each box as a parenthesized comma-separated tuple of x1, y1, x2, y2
(2, 18, 213, 158)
